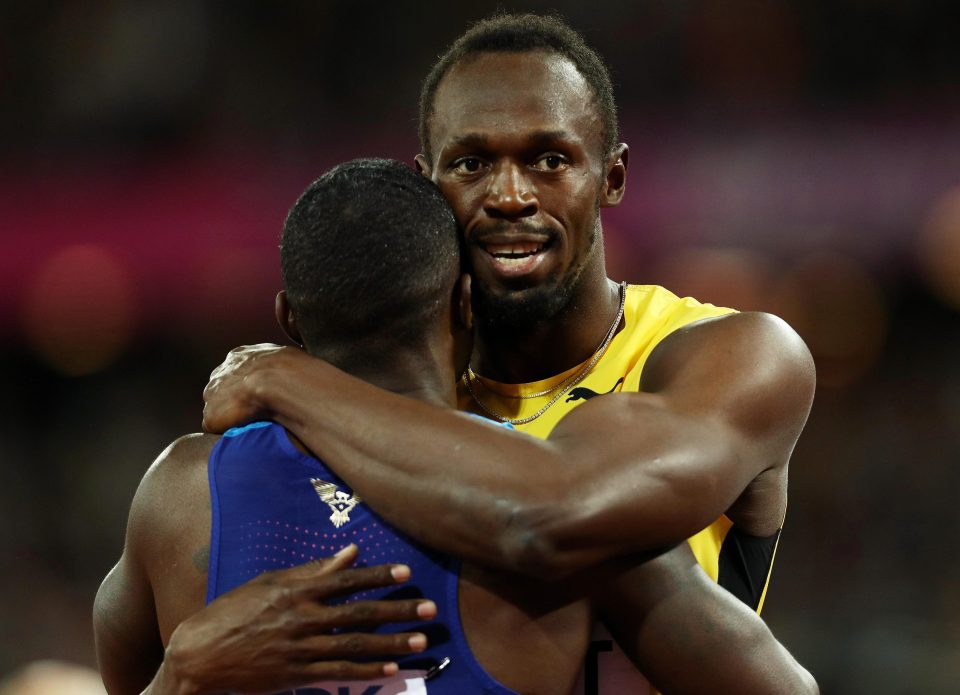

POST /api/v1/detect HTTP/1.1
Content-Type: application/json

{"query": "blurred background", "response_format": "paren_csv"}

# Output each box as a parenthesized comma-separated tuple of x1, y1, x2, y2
(1, 1, 959, 693)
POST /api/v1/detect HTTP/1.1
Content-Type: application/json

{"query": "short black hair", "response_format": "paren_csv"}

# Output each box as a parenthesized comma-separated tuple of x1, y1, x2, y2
(281, 158, 459, 356)
(419, 12, 619, 161)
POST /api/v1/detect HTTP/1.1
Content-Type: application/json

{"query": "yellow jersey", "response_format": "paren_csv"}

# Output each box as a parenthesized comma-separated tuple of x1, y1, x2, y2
(458, 284, 781, 694)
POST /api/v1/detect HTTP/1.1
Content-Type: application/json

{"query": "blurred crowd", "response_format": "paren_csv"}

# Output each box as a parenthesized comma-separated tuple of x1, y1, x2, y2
(1, 2, 959, 693)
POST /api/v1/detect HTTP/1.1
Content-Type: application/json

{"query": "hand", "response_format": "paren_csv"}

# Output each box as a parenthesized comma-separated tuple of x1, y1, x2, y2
(152, 545, 437, 695)
(202, 343, 299, 433)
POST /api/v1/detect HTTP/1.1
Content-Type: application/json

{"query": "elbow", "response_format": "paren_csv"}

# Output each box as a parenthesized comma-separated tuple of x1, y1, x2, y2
(496, 502, 590, 580)
(497, 526, 563, 580)
(797, 666, 819, 695)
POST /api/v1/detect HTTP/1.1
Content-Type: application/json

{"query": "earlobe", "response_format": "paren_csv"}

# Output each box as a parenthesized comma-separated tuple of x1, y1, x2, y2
(274, 291, 303, 347)
(600, 143, 629, 208)
(414, 154, 433, 179)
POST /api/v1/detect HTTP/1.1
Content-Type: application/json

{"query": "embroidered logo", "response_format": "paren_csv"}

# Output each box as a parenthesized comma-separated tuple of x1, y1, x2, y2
(311, 480, 362, 528)
(566, 377, 625, 403)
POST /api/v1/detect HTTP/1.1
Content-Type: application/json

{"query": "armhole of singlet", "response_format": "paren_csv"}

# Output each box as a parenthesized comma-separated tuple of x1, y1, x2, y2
(204, 438, 224, 606)
(717, 526, 782, 612)
(444, 559, 519, 693)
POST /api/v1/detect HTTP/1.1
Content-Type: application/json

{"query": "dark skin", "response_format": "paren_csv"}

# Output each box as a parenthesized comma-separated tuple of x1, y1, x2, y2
(201, 52, 814, 576)
(190, 51, 817, 693)
(96, 284, 816, 695)
(94, 287, 593, 695)
(92, 430, 594, 695)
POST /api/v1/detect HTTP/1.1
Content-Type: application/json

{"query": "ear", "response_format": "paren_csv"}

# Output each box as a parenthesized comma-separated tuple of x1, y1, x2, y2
(275, 291, 303, 346)
(599, 143, 629, 208)
(414, 153, 433, 179)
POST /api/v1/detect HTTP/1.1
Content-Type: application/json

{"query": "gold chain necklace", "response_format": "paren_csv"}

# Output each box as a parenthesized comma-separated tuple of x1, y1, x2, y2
(464, 364, 577, 400)
(463, 281, 627, 425)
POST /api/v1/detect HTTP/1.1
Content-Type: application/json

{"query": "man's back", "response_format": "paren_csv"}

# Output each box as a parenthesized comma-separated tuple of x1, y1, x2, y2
(127, 423, 592, 694)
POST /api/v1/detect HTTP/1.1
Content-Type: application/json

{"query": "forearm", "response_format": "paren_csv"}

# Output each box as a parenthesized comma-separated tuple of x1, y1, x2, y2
(249, 353, 744, 576)
(257, 355, 566, 572)
(598, 550, 818, 695)
(640, 602, 818, 695)
(138, 662, 194, 695)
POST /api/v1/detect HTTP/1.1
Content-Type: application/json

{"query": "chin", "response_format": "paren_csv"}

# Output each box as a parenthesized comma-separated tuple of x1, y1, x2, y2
(473, 278, 574, 329)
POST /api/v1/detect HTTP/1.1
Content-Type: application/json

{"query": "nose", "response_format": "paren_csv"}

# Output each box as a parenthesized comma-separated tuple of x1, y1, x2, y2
(483, 162, 538, 219)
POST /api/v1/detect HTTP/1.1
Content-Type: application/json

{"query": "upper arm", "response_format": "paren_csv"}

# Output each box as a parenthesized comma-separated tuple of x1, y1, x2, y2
(93, 433, 216, 694)
(595, 545, 818, 695)
(94, 469, 167, 694)
(640, 311, 815, 462)
(520, 312, 814, 571)
(94, 553, 165, 693)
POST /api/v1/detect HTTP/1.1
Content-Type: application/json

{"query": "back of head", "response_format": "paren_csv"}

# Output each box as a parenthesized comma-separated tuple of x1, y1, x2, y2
(419, 12, 619, 160)
(281, 158, 459, 364)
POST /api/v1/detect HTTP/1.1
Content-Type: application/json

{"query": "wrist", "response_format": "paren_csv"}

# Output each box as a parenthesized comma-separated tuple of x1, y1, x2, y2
(147, 657, 193, 695)
(259, 348, 328, 431)
(154, 633, 208, 695)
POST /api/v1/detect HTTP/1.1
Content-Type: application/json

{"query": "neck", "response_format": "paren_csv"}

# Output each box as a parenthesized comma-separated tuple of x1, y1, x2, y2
(471, 261, 623, 384)
(311, 338, 459, 409)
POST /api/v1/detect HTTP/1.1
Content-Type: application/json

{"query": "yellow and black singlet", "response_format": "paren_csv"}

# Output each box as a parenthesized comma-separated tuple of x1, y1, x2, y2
(457, 284, 781, 694)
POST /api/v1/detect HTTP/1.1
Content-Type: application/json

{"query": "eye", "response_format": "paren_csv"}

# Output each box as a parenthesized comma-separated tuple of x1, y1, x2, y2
(532, 154, 568, 172)
(451, 157, 485, 174)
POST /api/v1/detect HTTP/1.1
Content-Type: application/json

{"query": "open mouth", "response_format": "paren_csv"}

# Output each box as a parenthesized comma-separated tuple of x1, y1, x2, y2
(483, 241, 547, 266)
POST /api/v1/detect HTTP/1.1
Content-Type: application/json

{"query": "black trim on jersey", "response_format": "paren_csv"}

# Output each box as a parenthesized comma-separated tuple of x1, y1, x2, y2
(717, 526, 781, 610)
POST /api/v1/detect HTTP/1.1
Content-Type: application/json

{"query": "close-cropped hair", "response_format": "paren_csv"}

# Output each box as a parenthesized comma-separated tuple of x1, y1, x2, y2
(419, 12, 619, 160)
(280, 158, 460, 352)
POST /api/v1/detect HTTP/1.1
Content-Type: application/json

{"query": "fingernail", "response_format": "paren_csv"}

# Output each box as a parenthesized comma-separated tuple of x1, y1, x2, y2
(382, 662, 399, 676)
(408, 634, 427, 651)
(416, 600, 437, 619)
(334, 544, 356, 558)
(390, 564, 411, 581)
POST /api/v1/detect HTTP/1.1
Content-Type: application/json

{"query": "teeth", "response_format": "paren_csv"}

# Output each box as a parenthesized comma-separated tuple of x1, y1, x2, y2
(496, 256, 530, 266)
(484, 242, 544, 258)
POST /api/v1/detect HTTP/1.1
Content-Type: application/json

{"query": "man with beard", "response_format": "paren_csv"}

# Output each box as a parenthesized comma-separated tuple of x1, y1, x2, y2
(95, 159, 815, 695)
(200, 13, 814, 694)
(205, 12, 811, 621)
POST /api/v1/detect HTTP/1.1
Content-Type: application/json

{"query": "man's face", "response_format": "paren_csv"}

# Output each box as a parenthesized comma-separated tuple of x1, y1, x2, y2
(419, 51, 621, 327)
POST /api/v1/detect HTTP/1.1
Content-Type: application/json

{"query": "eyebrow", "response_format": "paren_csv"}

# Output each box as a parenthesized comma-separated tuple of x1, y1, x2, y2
(447, 130, 576, 152)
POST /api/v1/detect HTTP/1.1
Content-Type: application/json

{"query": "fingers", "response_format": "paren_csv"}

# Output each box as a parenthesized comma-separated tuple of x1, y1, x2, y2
(310, 598, 437, 630)
(263, 544, 357, 577)
(276, 551, 416, 603)
(202, 344, 285, 432)
(222, 660, 403, 694)
(296, 630, 430, 660)
(299, 659, 402, 682)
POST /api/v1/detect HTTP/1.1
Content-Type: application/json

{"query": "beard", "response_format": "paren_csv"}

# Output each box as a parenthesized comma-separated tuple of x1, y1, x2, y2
(471, 275, 577, 330)
(471, 223, 598, 331)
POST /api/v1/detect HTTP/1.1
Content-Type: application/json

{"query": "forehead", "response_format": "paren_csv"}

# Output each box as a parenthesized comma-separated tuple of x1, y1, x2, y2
(430, 51, 601, 152)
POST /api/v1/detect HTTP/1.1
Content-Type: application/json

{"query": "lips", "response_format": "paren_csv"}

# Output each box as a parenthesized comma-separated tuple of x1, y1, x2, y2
(477, 238, 551, 277)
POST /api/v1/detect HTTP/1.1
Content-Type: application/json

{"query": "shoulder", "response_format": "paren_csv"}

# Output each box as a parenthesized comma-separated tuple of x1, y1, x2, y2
(645, 311, 814, 392)
(136, 433, 220, 506)
(641, 311, 815, 446)
(627, 284, 734, 326)
(128, 433, 220, 565)
(94, 433, 221, 681)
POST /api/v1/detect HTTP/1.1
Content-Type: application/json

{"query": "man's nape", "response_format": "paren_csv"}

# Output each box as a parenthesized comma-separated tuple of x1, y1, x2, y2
(278, 158, 465, 403)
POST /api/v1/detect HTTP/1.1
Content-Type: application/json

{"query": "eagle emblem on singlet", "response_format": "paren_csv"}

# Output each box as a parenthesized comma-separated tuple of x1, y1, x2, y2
(310, 480, 362, 528)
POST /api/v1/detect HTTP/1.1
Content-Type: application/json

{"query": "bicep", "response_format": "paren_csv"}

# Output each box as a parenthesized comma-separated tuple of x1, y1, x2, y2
(641, 312, 815, 463)
(93, 434, 214, 693)
(94, 555, 164, 694)
(540, 313, 813, 550)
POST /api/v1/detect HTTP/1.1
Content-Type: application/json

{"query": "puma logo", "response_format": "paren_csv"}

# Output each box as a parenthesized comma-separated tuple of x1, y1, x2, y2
(566, 377, 624, 403)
